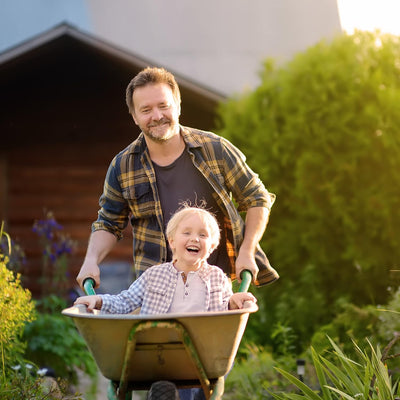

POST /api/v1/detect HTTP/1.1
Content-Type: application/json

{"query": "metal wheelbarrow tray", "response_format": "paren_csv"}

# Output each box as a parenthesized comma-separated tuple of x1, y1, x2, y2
(62, 271, 257, 399)
(62, 302, 258, 399)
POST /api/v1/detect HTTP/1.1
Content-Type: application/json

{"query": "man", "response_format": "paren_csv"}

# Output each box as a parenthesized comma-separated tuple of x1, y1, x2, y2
(76, 67, 278, 290)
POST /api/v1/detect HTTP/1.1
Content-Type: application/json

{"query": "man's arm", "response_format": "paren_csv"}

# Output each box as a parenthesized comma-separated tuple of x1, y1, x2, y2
(76, 230, 117, 289)
(235, 206, 270, 282)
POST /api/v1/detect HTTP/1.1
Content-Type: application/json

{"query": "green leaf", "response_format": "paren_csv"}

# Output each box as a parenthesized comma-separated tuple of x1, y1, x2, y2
(311, 347, 333, 400)
(325, 386, 357, 400)
(274, 367, 323, 400)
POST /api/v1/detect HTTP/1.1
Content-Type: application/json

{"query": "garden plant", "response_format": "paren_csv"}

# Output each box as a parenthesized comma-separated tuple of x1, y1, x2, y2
(217, 29, 400, 352)
(220, 28, 400, 398)
(0, 217, 96, 398)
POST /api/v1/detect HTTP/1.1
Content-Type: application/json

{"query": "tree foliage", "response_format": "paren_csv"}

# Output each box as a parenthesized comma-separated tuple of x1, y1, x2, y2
(217, 30, 400, 347)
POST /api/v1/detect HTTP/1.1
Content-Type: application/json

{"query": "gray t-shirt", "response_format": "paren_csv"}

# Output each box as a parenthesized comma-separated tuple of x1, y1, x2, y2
(153, 149, 229, 271)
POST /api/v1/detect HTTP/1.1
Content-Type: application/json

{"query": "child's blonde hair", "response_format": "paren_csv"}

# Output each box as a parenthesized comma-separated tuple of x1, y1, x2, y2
(166, 205, 220, 249)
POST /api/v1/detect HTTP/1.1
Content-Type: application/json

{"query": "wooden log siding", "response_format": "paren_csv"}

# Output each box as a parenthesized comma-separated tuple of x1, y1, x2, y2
(0, 25, 222, 298)
(6, 144, 133, 297)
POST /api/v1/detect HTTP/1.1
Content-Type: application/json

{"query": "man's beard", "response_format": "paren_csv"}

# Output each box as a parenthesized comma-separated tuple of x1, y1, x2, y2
(142, 118, 179, 143)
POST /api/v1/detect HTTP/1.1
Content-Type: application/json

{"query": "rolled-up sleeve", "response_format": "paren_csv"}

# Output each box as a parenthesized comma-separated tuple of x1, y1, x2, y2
(92, 158, 130, 240)
(221, 138, 275, 212)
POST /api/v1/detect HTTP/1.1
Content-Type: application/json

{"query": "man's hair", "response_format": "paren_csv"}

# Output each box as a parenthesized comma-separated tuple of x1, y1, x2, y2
(125, 67, 181, 114)
(166, 205, 220, 249)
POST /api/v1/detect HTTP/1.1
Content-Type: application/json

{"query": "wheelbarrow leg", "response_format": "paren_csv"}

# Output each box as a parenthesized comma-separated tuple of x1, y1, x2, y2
(210, 377, 224, 400)
(107, 380, 132, 400)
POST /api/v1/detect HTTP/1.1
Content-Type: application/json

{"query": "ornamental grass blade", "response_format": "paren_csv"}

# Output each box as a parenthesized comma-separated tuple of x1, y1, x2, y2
(319, 355, 363, 394)
(368, 341, 394, 399)
(325, 337, 364, 392)
(311, 347, 333, 400)
(274, 367, 323, 400)
(325, 385, 360, 400)
(267, 391, 306, 400)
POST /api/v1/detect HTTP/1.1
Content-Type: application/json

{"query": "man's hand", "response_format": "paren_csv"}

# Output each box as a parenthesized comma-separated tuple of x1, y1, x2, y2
(76, 230, 117, 290)
(235, 251, 259, 283)
(76, 261, 101, 290)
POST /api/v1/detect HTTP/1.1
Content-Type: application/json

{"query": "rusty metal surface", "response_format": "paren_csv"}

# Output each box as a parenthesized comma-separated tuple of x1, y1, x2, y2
(62, 303, 258, 382)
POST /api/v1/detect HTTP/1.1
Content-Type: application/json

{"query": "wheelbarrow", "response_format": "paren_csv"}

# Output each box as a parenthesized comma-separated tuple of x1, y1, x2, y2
(62, 270, 258, 399)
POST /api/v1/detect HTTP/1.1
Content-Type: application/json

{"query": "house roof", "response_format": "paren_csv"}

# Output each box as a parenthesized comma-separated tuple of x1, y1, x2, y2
(0, 22, 225, 103)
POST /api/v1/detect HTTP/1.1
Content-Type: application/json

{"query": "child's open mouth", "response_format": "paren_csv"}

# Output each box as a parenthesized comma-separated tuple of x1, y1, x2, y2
(186, 246, 199, 253)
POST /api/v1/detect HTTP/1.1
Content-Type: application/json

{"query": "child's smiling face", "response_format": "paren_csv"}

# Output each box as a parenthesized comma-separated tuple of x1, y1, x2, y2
(168, 213, 216, 270)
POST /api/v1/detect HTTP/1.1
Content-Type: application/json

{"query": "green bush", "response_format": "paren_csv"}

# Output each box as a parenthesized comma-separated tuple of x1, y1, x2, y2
(23, 295, 97, 385)
(377, 287, 400, 355)
(224, 343, 298, 400)
(217, 30, 400, 348)
(0, 225, 36, 378)
(310, 287, 400, 373)
(0, 226, 80, 399)
(1, 364, 83, 400)
(1, 221, 96, 394)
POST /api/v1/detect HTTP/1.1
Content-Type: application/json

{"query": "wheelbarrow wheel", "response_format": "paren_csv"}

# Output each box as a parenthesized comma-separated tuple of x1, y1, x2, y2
(147, 381, 180, 400)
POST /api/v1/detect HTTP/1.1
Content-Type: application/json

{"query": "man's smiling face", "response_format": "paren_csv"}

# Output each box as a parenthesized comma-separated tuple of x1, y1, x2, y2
(131, 83, 181, 143)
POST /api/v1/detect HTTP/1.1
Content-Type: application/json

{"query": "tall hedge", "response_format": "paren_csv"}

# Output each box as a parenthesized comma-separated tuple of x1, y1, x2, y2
(217, 30, 400, 347)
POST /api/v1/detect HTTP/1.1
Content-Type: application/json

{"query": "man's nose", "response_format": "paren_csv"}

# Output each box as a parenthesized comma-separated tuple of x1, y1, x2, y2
(151, 107, 163, 120)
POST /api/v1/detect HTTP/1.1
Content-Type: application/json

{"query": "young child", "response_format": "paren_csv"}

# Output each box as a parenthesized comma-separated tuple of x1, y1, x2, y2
(75, 206, 256, 399)
(74, 205, 256, 314)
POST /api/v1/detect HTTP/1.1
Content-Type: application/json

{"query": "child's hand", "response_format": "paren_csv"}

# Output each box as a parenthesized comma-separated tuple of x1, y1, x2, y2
(74, 295, 102, 312)
(229, 292, 257, 310)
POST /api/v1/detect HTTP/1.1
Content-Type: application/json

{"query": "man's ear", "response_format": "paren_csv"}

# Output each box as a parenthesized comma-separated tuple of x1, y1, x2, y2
(131, 112, 139, 126)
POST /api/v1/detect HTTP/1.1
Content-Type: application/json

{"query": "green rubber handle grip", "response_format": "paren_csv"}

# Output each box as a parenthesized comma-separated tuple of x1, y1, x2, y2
(83, 278, 96, 296)
(238, 270, 253, 293)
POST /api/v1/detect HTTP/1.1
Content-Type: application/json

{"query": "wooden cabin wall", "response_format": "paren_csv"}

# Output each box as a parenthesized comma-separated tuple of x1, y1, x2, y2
(0, 35, 220, 298)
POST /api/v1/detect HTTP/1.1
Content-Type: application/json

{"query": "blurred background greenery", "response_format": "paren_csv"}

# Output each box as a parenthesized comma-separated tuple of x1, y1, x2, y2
(1, 28, 400, 399)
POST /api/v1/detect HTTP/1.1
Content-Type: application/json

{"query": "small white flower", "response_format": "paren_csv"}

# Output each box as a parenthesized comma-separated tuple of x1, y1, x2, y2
(11, 365, 21, 371)
(25, 363, 33, 370)
(37, 368, 48, 377)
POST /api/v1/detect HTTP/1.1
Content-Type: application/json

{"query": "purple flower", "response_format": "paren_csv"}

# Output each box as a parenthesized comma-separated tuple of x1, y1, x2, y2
(32, 216, 63, 240)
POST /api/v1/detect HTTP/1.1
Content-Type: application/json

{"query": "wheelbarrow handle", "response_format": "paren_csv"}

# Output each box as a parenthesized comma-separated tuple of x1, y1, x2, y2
(83, 278, 96, 296)
(238, 269, 253, 293)
(84, 271, 252, 295)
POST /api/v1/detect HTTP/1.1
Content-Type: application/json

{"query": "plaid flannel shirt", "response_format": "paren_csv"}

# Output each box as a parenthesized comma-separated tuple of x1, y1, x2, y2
(92, 126, 279, 285)
(100, 262, 233, 314)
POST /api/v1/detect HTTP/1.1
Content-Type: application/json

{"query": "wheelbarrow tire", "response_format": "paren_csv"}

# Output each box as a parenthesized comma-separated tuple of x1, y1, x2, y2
(147, 381, 180, 400)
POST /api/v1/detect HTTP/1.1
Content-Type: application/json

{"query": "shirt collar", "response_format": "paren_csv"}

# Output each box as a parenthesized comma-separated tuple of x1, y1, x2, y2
(180, 126, 203, 149)
(167, 261, 212, 281)
(130, 126, 203, 155)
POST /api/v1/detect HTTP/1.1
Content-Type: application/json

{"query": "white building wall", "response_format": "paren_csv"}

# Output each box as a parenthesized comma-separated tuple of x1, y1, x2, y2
(86, 0, 342, 95)
(0, 0, 342, 96)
